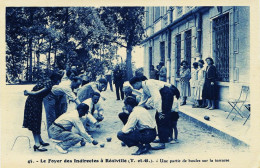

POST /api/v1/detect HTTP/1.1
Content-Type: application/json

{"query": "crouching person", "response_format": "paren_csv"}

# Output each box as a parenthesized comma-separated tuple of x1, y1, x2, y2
(48, 103, 98, 154)
(117, 97, 156, 155)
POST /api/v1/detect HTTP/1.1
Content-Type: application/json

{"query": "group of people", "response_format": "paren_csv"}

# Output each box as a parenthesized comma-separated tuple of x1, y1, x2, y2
(22, 57, 217, 155)
(23, 65, 108, 153)
(179, 57, 218, 110)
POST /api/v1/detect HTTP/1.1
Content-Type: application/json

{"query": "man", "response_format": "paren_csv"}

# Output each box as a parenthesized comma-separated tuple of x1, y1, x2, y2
(117, 97, 156, 155)
(77, 78, 107, 103)
(129, 76, 180, 150)
(159, 62, 167, 82)
(113, 65, 125, 100)
(48, 103, 98, 154)
(44, 76, 82, 137)
(118, 85, 138, 125)
(82, 92, 104, 125)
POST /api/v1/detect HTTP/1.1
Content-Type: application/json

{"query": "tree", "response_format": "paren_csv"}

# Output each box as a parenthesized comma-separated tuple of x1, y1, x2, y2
(99, 7, 145, 80)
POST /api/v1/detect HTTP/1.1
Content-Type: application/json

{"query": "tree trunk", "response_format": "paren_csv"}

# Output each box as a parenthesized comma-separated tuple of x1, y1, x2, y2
(48, 40, 52, 70)
(28, 36, 33, 82)
(126, 44, 133, 80)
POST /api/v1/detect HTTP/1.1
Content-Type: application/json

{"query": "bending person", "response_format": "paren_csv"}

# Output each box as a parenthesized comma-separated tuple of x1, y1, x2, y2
(117, 97, 156, 155)
(48, 103, 98, 154)
(129, 76, 180, 150)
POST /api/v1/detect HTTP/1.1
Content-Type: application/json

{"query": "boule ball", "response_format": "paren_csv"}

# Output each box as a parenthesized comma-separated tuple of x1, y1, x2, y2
(106, 137, 112, 142)
(204, 116, 210, 121)
(100, 143, 105, 148)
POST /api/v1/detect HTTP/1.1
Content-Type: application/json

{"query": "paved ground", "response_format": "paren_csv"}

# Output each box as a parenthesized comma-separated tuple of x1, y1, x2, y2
(1, 84, 250, 157)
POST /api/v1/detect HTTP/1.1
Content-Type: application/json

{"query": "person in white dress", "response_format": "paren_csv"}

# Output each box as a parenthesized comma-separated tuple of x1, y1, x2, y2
(196, 60, 206, 107)
(190, 62, 199, 107)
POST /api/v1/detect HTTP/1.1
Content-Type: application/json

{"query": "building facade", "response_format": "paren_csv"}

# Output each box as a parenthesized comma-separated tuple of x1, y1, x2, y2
(142, 6, 250, 110)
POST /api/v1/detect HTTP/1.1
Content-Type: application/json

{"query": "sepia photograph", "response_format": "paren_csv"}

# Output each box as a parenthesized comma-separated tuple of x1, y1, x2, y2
(1, 2, 260, 168)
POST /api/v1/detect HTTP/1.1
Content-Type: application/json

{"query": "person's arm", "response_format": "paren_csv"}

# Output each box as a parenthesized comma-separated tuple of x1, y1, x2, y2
(146, 81, 162, 113)
(121, 111, 138, 134)
(73, 117, 95, 144)
(24, 87, 49, 96)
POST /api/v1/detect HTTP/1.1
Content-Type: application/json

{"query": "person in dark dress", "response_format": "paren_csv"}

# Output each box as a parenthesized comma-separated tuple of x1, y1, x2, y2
(23, 72, 62, 152)
(113, 65, 125, 100)
(202, 57, 218, 110)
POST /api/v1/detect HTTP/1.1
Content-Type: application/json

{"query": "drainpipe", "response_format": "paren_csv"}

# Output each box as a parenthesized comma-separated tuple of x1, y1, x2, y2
(197, 12, 202, 58)
(167, 7, 173, 83)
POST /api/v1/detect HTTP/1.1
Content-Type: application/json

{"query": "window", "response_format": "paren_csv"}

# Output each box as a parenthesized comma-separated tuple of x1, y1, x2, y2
(154, 7, 161, 21)
(213, 13, 229, 82)
(176, 34, 181, 77)
(185, 30, 192, 70)
(160, 41, 165, 63)
(149, 47, 153, 71)
(177, 7, 183, 17)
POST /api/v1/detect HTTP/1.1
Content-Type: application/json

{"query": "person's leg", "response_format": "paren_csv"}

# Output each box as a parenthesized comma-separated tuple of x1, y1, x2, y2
(108, 76, 113, 91)
(209, 100, 215, 110)
(117, 131, 140, 147)
(205, 99, 211, 109)
(115, 84, 120, 100)
(58, 132, 83, 150)
(43, 95, 57, 138)
(118, 112, 129, 125)
(120, 84, 124, 100)
(32, 132, 47, 151)
(33, 133, 40, 146)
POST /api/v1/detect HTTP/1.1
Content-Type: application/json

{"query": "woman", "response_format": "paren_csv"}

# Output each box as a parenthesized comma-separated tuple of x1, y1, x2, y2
(179, 61, 191, 106)
(202, 57, 218, 110)
(196, 60, 206, 107)
(23, 72, 62, 152)
(190, 62, 199, 107)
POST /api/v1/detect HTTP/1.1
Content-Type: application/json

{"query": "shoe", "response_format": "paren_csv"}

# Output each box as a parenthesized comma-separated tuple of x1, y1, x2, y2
(121, 142, 126, 147)
(151, 143, 165, 150)
(180, 102, 186, 106)
(153, 139, 161, 143)
(205, 106, 211, 109)
(33, 145, 47, 152)
(40, 141, 50, 146)
(55, 145, 68, 154)
(209, 107, 215, 110)
(170, 139, 179, 144)
(168, 137, 173, 143)
(132, 146, 148, 155)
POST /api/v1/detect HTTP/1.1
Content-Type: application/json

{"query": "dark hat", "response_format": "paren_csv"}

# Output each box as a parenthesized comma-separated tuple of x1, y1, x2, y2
(129, 76, 142, 85)
(98, 78, 107, 84)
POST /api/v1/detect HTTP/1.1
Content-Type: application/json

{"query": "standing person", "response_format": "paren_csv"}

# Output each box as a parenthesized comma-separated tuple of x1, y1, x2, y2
(77, 78, 107, 103)
(48, 103, 98, 154)
(23, 72, 62, 152)
(113, 65, 125, 100)
(196, 60, 206, 107)
(105, 67, 113, 92)
(44, 76, 82, 137)
(202, 57, 218, 110)
(190, 62, 199, 107)
(169, 99, 180, 144)
(129, 77, 180, 150)
(179, 61, 191, 106)
(159, 62, 167, 82)
(117, 97, 157, 155)
(150, 65, 157, 79)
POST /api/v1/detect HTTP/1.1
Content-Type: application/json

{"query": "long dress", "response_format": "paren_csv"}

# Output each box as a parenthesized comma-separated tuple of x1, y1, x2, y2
(202, 65, 217, 100)
(23, 84, 51, 134)
(195, 67, 205, 100)
(179, 68, 191, 97)
(190, 69, 198, 100)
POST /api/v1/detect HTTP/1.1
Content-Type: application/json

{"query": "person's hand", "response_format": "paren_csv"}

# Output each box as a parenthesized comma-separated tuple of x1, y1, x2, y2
(159, 113, 165, 120)
(211, 82, 214, 86)
(92, 140, 98, 145)
(24, 90, 29, 96)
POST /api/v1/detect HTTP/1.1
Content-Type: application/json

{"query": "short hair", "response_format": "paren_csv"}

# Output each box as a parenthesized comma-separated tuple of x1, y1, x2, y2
(129, 76, 142, 86)
(123, 86, 132, 92)
(92, 91, 101, 97)
(198, 60, 204, 65)
(180, 60, 189, 66)
(205, 57, 214, 64)
(193, 62, 199, 68)
(124, 96, 138, 107)
(98, 78, 107, 85)
(159, 62, 164, 66)
(71, 76, 82, 83)
(77, 103, 89, 113)
(49, 72, 63, 83)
